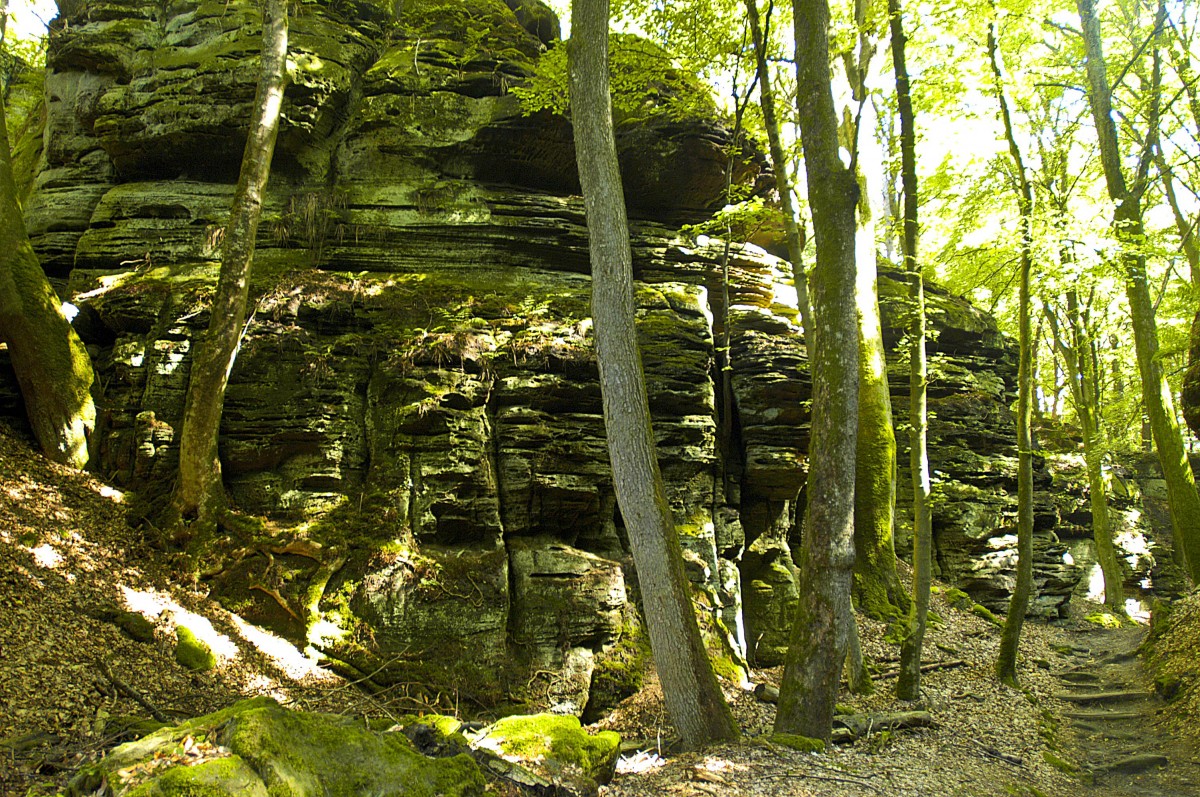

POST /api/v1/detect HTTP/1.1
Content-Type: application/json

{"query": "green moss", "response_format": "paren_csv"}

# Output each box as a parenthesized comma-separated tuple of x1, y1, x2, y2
(116, 611, 158, 643)
(766, 733, 825, 753)
(945, 588, 973, 609)
(125, 756, 266, 797)
(1042, 751, 1080, 773)
(476, 714, 620, 781)
(971, 604, 1003, 627)
(584, 607, 651, 721)
(174, 627, 217, 672)
(402, 713, 463, 737)
(1084, 611, 1124, 629)
(222, 701, 484, 796)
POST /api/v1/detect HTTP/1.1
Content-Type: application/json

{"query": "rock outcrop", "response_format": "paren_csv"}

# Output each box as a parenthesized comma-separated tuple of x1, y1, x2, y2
(10, 0, 1090, 706)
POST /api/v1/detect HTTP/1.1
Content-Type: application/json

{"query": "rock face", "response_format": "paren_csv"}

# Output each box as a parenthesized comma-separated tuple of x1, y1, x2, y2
(13, 0, 1089, 706)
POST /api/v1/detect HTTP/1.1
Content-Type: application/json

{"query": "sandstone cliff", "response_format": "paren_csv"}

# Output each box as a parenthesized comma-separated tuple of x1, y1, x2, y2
(6, 0, 1091, 712)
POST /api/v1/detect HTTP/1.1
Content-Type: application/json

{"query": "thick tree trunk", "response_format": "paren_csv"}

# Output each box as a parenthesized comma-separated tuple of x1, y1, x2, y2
(775, 0, 860, 743)
(850, 94, 903, 621)
(1077, 0, 1200, 584)
(568, 0, 738, 749)
(890, 0, 931, 702)
(0, 6, 96, 468)
(170, 0, 288, 534)
(987, 14, 1035, 686)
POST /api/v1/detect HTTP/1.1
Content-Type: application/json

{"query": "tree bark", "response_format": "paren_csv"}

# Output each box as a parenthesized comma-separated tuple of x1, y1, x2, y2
(568, 0, 738, 749)
(775, 0, 860, 742)
(850, 95, 903, 621)
(745, 0, 813, 334)
(890, 0, 932, 702)
(987, 13, 1035, 686)
(0, 0, 96, 468)
(170, 0, 289, 534)
(1076, 0, 1200, 584)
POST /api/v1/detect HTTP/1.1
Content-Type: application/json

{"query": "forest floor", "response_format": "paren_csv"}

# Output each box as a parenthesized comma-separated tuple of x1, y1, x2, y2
(1, 420, 1198, 797)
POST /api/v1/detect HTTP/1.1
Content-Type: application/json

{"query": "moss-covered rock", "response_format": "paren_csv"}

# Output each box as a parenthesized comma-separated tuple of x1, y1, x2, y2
(473, 713, 620, 794)
(69, 697, 485, 797)
(764, 733, 825, 753)
(174, 626, 217, 671)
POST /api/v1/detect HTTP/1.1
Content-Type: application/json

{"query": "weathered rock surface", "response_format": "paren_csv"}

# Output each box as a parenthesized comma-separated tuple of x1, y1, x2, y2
(66, 697, 486, 797)
(9, 0, 1105, 704)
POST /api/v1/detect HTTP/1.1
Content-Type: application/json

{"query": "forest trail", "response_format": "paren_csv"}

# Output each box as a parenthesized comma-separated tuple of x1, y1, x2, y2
(1055, 623, 1200, 796)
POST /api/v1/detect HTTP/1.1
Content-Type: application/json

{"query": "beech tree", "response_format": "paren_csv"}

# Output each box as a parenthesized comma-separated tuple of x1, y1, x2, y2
(568, 0, 739, 748)
(986, 7, 1034, 686)
(170, 0, 289, 535)
(890, 0, 932, 702)
(0, 0, 96, 468)
(775, 0, 860, 742)
(1075, 0, 1200, 584)
(840, 0, 905, 623)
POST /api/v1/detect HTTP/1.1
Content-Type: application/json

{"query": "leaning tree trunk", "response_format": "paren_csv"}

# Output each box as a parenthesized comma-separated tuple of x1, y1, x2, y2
(170, 0, 289, 535)
(775, 0, 860, 743)
(1076, 0, 1200, 584)
(987, 12, 1035, 686)
(891, 0, 932, 702)
(0, 3, 96, 468)
(568, 0, 738, 749)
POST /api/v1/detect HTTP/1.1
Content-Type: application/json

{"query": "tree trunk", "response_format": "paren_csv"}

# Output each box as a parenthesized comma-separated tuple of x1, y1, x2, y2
(568, 0, 738, 749)
(0, 0, 96, 468)
(890, 0, 932, 702)
(850, 95, 903, 621)
(744, 0, 813, 334)
(775, 0, 860, 743)
(987, 13, 1035, 686)
(1077, 0, 1200, 584)
(1045, 290, 1126, 615)
(170, 0, 289, 535)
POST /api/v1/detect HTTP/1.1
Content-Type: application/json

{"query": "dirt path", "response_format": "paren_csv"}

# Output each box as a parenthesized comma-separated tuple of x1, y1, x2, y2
(1053, 622, 1200, 796)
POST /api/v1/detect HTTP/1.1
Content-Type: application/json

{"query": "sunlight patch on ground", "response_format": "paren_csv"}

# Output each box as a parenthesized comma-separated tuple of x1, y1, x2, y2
(97, 484, 125, 502)
(120, 585, 239, 661)
(241, 673, 295, 703)
(615, 749, 666, 774)
(29, 543, 65, 571)
(228, 613, 336, 681)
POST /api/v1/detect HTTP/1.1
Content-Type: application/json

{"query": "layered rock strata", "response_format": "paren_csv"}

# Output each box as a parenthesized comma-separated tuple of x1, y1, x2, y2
(10, 0, 1085, 707)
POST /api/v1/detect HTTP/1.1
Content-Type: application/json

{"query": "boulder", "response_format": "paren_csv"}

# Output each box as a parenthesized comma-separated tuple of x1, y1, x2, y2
(67, 697, 485, 797)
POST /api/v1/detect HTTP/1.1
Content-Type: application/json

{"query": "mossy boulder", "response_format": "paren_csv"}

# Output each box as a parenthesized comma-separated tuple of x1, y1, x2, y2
(473, 713, 620, 795)
(69, 697, 485, 797)
(174, 626, 217, 671)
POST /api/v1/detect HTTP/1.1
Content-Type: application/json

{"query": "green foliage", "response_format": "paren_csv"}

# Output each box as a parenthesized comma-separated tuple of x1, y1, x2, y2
(511, 34, 716, 123)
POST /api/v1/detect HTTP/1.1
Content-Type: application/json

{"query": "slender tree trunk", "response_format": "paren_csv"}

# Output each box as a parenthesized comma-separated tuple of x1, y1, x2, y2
(891, 0, 931, 702)
(170, 0, 289, 534)
(0, 0, 96, 468)
(987, 13, 1035, 686)
(1077, 0, 1200, 584)
(568, 0, 738, 749)
(775, 0, 860, 742)
(745, 0, 813, 334)
(1045, 288, 1126, 615)
(746, 0, 872, 695)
